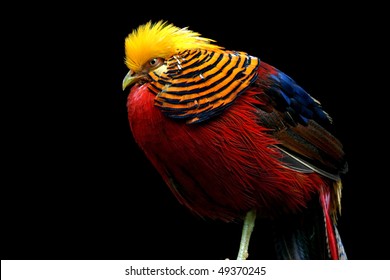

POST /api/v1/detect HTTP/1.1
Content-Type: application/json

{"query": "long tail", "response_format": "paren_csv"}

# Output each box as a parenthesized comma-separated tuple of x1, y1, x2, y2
(273, 190, 347, 260)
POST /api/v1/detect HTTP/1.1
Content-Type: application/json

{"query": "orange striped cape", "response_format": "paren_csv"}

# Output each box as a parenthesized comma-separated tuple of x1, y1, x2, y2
(148, 49, 260, 124)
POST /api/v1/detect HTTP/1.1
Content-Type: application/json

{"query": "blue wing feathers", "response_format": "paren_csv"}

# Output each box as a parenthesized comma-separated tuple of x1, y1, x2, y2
(268, 71, 331, 126)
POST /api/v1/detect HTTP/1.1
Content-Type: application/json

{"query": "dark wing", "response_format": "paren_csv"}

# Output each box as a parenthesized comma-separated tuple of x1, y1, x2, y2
(253, 62, 348, 180)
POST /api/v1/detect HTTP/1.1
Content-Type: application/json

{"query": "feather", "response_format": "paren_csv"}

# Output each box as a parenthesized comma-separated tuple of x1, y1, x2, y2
(124, 20, 223, 73)
(273, 197, 330, 259)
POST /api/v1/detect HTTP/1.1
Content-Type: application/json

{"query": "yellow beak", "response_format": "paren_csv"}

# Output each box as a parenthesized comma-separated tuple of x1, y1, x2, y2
(122, 71, 141, 91)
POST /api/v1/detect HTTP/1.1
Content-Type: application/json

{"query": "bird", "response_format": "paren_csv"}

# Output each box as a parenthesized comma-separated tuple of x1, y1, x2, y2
(122, 20, 348, 260)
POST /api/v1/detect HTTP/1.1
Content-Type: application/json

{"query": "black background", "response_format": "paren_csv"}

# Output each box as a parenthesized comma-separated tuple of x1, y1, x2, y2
(3, 3, 388, 260)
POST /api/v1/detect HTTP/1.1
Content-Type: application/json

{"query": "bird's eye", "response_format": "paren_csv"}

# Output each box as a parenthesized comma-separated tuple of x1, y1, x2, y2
(148, 57, 164, 68)
(149, 58, 158, 66)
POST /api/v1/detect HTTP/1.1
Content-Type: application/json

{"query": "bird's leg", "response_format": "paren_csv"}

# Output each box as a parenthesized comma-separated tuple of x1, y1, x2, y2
(236, 209, 257, 260)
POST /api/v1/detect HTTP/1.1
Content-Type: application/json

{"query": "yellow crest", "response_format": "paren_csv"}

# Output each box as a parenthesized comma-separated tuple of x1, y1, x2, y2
(124, 20, 224, 72)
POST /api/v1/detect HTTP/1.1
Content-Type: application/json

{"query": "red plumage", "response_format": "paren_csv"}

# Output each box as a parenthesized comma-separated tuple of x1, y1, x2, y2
(128, 63, 333, 222)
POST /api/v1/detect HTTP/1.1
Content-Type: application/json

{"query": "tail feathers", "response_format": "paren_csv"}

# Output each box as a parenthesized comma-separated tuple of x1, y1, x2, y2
(273, 224, 321, 259)
(273, 198, 347, 260)
(335, 226, 348, 259)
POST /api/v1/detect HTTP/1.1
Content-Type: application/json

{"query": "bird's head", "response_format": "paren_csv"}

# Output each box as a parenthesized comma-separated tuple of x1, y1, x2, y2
(122, 20, 223, 90)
